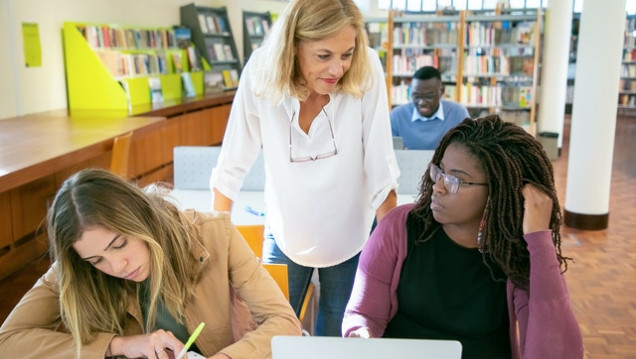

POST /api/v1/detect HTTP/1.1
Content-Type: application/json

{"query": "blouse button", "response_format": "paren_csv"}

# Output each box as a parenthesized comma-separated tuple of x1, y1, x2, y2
(199, 256, 204, 262)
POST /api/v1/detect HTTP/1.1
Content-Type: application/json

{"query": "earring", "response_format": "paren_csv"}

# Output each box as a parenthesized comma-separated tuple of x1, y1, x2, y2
(477, 198, 490, 253)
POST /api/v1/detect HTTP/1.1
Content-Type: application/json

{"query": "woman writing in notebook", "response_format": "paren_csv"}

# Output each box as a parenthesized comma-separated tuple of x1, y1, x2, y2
(210, 0, 398, 336)
(343, 115, 583, 358)
(0, 169, 301, 359)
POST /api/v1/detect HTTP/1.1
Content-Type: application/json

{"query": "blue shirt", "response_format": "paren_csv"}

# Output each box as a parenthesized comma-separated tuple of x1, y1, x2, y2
(390, 100, 470, 150)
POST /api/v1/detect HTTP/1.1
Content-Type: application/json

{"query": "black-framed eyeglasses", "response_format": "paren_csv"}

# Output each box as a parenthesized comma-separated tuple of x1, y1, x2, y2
(289, 106, 338, 163)
(411, 93, 438, 102)
(429, 163, 488, 194)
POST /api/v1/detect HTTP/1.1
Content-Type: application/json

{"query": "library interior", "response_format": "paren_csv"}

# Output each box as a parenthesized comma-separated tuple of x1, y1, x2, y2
(0, 0, 635, 358)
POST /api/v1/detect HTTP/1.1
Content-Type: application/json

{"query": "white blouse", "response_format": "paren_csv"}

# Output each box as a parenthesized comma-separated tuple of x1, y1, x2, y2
(210, 47, 399, 267)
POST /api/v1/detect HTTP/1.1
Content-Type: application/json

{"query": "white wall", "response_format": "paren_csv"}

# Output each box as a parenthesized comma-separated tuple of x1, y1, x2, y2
(0, 0, 293, 120)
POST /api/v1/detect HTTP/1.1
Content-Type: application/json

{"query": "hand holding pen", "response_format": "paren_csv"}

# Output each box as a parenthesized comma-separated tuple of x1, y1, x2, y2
(106, 329, 183, 359)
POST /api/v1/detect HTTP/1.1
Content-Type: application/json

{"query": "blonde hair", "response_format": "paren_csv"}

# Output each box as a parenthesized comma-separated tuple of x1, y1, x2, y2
(252, 0, 370, 103)
(47, 169, 197, 358)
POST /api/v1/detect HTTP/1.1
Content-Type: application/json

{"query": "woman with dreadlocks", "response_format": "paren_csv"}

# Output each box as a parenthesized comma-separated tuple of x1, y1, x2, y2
(342, 115, 583, 358)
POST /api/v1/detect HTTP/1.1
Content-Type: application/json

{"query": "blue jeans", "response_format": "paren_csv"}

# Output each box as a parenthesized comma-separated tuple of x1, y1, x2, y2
(262, 234, 360, 336)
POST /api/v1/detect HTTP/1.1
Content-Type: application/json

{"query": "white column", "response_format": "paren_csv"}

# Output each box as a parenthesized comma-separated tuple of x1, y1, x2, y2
(536, 0, 573, 149)
(564, 0, 626, 229)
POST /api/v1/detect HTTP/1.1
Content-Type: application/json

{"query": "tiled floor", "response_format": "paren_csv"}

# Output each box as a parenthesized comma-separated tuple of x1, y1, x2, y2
(0, 116, 634, 358)
(556, 116, 636, 359)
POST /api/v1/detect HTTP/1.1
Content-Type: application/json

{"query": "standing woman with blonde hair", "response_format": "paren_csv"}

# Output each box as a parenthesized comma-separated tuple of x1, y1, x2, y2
(211, 0, 399, 336)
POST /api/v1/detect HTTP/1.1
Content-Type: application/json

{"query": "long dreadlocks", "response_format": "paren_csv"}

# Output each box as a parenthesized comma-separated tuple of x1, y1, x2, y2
(409, 114, 571, 289)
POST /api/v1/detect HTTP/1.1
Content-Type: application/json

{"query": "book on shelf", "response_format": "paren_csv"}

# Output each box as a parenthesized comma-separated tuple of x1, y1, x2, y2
(221, 70, 233, 88)
(223, 44, 234, 60)
(213, 43, 226, 61)
(171, 52, 183, 73)
(229, 69, 239, 87)
(148, 77, 163, 104)
(198, 14, 209, 34)
(261, 19, 270, 35)
(187, 45, 201, 71)
(174, 26, 192, 49)
(204, 71, 224, 94)
(181, 72, 196, 98)
(215, 16, 227, 34)
(206, 15, 218, 34)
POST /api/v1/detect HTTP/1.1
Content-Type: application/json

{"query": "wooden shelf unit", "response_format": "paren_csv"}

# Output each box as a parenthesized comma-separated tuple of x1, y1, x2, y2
(367, 9, 543, 134)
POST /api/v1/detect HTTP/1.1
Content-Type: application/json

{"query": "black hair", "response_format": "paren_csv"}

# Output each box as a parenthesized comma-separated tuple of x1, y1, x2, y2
(413, 66, 442, 81)
(409, 114, 571, 289)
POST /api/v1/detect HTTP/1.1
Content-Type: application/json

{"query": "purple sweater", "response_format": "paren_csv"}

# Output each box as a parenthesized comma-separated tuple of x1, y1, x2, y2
(343, 204, 583, 359)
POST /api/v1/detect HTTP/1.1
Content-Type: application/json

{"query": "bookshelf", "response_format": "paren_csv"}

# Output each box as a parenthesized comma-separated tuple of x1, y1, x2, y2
(388, 13, 461, 107)
(619, 15, 636, 115)
(365, 16, 393, 103)
(181, 4, 241, 91)
(369, 9, 543, 134)
(242, 10, 272, 64)
(62, 22, 208, 114)
(459, 11, 542, 133)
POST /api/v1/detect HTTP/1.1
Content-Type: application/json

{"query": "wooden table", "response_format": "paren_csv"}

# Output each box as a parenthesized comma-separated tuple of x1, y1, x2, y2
(0, 110, 166, 279)
(0, 92, 235, 280)
(0, 110, 165, 192)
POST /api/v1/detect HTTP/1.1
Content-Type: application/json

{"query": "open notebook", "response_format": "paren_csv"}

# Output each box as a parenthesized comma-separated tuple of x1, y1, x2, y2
(272, 336, 462, 359)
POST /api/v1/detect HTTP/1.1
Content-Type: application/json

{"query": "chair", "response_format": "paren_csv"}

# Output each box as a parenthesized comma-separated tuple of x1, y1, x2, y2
(236, 224, 316, 326)
(262, 263, 289, 300)
(110, 132, 133, 177)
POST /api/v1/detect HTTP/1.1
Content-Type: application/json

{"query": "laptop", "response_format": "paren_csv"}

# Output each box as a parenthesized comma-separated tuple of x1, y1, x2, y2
(271, 336, 462, 359)
(393, 136, 405, 149)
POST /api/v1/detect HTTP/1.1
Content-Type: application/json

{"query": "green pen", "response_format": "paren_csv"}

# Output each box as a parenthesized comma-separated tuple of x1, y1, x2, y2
(175, 322, 205, 359)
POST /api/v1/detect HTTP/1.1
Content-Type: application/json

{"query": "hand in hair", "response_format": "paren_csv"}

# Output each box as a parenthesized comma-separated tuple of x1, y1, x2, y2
(521, 183, 553, 234)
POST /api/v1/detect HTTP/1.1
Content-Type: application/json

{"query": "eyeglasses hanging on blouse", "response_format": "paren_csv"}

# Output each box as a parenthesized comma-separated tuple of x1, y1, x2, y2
(289, 106, 338, 163)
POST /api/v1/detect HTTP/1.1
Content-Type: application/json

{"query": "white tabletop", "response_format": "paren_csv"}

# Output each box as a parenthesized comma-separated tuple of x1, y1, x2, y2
(169, 189, 419, 225)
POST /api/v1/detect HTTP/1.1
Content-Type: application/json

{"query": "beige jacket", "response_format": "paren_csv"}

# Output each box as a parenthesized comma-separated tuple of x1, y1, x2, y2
(0, 211, 301, 359)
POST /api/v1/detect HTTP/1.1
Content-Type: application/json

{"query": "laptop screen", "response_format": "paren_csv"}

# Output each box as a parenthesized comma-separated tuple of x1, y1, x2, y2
(272, 336, 462, 359)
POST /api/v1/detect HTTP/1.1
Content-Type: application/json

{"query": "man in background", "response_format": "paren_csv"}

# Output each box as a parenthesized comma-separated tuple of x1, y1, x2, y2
(390, 66, 470, 150)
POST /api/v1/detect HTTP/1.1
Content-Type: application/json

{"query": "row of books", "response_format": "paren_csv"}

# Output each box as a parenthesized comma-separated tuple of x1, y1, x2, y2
(392, 83, 532, 108)
(390, 21, 535, 47)
(625, 18, 635, 47)
(464, 22, 535, 46)
(203, 69, 239, 91)
(205, 42, 235, 62)
(120, 69, 239, 110)
(619, 78, 636, 91)
(197, 12, 229, 35)
(620, 63, 636, 78)
(245, 16, 271, 37)
(618, 94, 636, 107)
(366, 22, 389, 49)
(460, 84, 533, 108)
(77, 25, 177, 50)
(463, 55, 534, 77)
(624, 49, 636, 62)
(97, 50, 170, 78)
(393, 22, 459, 46)
(391, 54, 455, 76)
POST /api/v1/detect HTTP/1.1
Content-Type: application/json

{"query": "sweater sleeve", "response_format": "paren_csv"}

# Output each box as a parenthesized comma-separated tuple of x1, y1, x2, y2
(220, 220, 302, 359)
(0, 264, 115, 359)
(342, 204, 411, 337)
(512, 230, 583, 359)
